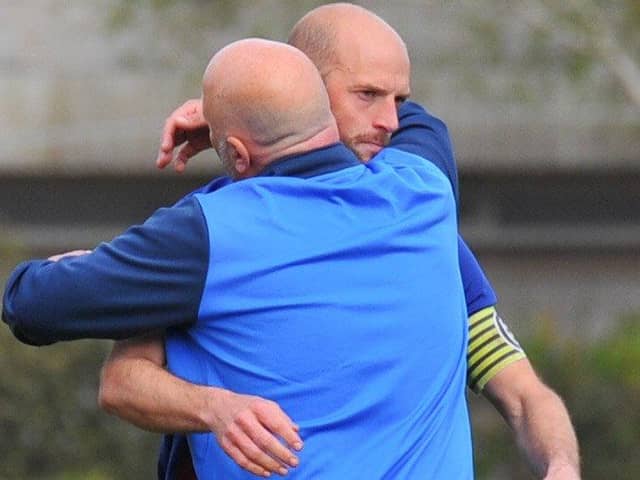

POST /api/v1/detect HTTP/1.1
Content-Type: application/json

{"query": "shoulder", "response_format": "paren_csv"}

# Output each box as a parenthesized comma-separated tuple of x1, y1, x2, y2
(372, 148, 452, 190)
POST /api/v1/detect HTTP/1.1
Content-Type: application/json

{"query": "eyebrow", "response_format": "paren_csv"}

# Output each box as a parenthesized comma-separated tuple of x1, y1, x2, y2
(352, 82, 409, 95)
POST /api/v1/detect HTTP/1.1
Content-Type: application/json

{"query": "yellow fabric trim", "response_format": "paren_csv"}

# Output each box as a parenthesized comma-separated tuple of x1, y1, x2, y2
(473, 351, 526, 393)
(466, 306, 527, 393)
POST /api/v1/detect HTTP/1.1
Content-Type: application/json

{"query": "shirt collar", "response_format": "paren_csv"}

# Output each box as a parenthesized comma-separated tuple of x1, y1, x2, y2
(257, 143, 361, 179)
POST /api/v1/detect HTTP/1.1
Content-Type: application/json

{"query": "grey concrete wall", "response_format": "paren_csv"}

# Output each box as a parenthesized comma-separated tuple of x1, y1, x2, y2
(2, 1, 638, 174)
(1, 1, 638, 337)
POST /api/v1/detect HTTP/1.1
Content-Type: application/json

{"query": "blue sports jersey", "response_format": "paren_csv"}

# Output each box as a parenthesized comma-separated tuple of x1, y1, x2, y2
(166, 144, 472, 479)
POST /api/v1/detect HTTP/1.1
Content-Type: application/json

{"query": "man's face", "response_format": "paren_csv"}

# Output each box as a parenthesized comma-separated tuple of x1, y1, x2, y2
(322, 42, 411, 162)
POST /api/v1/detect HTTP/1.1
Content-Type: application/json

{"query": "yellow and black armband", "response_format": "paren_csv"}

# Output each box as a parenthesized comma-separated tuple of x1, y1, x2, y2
(467, 306, 526, 394)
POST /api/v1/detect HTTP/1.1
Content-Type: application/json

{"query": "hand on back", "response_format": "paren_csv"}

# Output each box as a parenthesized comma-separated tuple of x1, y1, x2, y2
(207, 388, 303, 477)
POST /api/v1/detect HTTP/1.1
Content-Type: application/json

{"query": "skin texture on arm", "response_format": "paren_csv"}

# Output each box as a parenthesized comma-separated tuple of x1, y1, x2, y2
(99, 335, 211, 433)
(100, 336, 303, 478)
(482, 359, 581, 479)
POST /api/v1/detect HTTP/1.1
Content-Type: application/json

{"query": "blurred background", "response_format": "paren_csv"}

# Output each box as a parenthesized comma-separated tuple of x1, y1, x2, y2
(1, 0, 638, 478)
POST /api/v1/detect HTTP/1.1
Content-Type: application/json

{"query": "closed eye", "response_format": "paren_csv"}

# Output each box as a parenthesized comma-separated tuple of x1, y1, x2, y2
(357, 90, 379, 101)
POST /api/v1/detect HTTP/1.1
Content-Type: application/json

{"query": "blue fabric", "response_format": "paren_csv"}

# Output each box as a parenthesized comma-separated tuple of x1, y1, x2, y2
(393, 101, 459, 204)
(166, 144, 473, 479)
(458, 236, 497, 314)
(2, 198, 210, 345)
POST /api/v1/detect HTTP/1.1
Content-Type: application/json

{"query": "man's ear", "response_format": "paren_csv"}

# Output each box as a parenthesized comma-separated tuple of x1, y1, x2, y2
(226, 136, 251, 175)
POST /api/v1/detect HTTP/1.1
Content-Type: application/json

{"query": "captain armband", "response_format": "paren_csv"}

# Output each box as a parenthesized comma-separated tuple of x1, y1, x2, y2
(467, 306, 526, 394)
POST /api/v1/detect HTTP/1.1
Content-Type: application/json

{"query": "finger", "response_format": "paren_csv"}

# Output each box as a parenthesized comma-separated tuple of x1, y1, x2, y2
(160, 116, 185, 153)
(220, 437, 273, 478)
(159, 98, 201, 154)
(156, 149, 174, 169)
(174, 143, 199, 172)
(257, 405, 304, 451)
(249, 422, 300, 469)
(237, 408, 300, 468)
(228, 425, 289, 475)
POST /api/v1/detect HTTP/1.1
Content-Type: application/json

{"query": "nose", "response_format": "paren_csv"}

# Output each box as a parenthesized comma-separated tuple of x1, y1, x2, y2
(372, 98, 399, 133)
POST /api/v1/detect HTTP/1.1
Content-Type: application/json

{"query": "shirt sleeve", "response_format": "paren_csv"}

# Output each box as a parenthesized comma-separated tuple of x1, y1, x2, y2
(390, 101, 459, 205)
(2, 197, 210, 346)
(458, 236, 498, 315)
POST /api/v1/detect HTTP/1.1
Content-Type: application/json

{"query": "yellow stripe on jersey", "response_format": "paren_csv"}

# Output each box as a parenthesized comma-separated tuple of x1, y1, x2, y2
(467, 306, 526, 393)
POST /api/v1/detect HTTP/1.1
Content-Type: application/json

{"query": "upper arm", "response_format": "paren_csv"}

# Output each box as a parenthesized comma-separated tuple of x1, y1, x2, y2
(2, 198, 210, 345)
(458, 236, 497, 315)
(467, 307, 527, 393)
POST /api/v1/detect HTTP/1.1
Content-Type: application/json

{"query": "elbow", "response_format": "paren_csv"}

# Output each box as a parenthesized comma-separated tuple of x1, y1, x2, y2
(2, 308, 54, 347)
(3, 278, 56, 346)
(98, 364, 123, 415)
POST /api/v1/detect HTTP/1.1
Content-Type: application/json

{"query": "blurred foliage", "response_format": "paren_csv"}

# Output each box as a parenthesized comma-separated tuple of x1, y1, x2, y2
(471, 312, 640, 479)
(0, 242, 159, 479)
(102, 0, 640, 107)
(104, 0, 325, 88)
(455, 0, 640, 106)
(0, 328, 159, 479)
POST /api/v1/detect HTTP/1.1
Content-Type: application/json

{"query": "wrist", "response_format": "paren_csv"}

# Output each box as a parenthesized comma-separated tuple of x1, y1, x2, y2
(197, 386, 227, 433)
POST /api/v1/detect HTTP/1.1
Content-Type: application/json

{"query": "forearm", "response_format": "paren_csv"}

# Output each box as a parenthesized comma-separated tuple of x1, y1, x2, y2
(511, 384, 580, 478)
(3, 199, 208, 345)
(466, 307, 525, 393)
(484, 360, 580, 479)
(99, 337, 218, 433)
(99, 358, 215, 433)
(99, 338, 304, 478)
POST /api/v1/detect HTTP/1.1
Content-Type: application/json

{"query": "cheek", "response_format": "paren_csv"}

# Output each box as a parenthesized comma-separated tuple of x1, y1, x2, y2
(334, 107, 366, 141)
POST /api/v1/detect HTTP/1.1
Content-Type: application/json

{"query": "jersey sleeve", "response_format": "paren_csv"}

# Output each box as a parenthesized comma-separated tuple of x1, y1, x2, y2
(458, 236, 497, 315)
(2, 197, 210, 346)
(390, 101, 459, 205)
(467, 306, 527, 393)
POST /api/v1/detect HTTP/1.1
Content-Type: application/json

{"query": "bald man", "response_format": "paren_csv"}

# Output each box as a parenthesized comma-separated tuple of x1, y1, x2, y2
(4, 38, 475, 478)
(133, 4, 579, 480)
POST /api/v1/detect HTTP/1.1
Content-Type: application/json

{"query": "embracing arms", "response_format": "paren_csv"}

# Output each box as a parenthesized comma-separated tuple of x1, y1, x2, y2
(143, 98, 580, 479)
(99, 335, 302, 478)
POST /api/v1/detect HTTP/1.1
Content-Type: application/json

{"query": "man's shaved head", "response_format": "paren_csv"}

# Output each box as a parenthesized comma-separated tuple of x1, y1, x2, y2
(288, 3, 408, 77)
(202, 38, 338, 177)
(288, 3, 411, 161)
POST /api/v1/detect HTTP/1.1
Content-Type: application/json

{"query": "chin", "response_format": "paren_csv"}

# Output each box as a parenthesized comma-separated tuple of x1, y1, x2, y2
(358, 146, 381, 163)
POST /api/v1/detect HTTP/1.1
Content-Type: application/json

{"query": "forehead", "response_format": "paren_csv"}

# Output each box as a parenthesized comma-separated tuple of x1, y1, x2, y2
(329, 36, 411, 95)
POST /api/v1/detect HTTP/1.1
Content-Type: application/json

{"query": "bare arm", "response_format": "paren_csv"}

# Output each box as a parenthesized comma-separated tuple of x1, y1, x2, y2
(98, 334, 212, 432)
(483, 359, 581, 480)
(99, 335, 303, 477)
